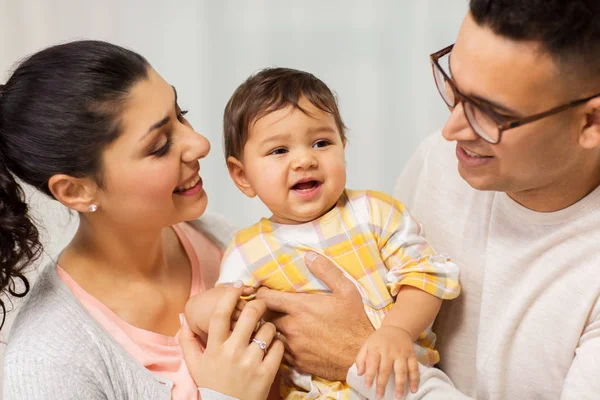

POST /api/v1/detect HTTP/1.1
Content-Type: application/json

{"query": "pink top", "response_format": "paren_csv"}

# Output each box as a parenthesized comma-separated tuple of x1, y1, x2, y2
(57, 223, 223, 400)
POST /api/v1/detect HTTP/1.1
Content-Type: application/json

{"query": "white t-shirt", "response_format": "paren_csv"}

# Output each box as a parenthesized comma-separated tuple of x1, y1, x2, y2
(393, 133, 600, 399)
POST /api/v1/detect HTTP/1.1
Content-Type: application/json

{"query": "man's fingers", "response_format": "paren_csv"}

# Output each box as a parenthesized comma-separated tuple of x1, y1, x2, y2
(283, 351, 296, 367)
(275, 330, 290, 350)
(255, 286, 298, 314)
(304, 251, 355, 295)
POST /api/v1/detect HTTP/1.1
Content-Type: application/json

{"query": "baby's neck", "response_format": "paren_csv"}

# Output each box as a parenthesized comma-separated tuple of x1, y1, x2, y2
(268, 203, 338, 225)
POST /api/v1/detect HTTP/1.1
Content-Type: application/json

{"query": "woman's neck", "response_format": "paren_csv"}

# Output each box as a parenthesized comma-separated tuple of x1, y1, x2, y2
(60, 218, 176, 282)
(58, 219, 193, 336)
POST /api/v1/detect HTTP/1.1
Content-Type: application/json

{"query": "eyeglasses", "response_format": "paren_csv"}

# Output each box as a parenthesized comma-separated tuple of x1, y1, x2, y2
(430, 44, 600, 144)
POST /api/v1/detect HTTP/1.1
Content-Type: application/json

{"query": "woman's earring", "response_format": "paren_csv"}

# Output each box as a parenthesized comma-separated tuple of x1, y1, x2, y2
(88, 204, 98, 213)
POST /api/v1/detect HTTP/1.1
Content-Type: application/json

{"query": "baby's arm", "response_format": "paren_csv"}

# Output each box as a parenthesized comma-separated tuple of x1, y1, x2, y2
(358, 192, 461, 399)
(382, 286, 442, 345)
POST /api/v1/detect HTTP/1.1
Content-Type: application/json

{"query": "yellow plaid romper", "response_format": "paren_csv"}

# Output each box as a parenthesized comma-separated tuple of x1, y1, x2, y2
(217, 189, 461, 399)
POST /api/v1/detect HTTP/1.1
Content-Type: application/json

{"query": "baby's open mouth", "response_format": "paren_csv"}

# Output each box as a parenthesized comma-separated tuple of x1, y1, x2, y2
(292, 180, 320, 191)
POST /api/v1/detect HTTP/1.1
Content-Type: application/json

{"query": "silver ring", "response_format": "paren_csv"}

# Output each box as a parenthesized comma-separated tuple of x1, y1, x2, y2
(251, 338, 268, 354)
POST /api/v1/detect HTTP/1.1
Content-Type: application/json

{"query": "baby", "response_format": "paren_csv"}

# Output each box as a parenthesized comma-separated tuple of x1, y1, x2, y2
(186, 68, 460, 399)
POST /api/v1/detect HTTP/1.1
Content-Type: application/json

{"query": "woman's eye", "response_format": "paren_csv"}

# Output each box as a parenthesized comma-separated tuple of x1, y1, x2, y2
(313, 140, 330, 148)
(150, 136, 172, 157)
(269, 148, 288, 156)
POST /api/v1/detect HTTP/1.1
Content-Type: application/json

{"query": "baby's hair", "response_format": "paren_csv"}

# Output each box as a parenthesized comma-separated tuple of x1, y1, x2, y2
(223, 67, 346, 160)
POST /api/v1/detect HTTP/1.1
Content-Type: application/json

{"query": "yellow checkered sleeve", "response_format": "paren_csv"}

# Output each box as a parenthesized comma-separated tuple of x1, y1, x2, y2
(366, 190, 461, 300)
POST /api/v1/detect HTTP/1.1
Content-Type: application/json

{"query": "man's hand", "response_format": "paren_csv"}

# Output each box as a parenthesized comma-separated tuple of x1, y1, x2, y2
(255, 251, 374, 381)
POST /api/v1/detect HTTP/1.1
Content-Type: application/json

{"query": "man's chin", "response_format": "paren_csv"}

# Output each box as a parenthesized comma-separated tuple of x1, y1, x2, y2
(458, 169, 503, 192)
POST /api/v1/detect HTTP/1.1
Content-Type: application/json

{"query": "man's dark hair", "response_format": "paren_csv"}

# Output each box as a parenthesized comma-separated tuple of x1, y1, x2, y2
(470, 1, 600, 76)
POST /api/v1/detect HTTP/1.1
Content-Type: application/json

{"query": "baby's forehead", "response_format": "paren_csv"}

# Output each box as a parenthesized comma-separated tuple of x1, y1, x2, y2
(248, 106, 337, 140)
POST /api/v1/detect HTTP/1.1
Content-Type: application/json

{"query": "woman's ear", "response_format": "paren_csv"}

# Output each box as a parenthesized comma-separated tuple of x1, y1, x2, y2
(48, 174, 98, 212)
(227, 156, 256, 198)
(579, 97, 600, 149)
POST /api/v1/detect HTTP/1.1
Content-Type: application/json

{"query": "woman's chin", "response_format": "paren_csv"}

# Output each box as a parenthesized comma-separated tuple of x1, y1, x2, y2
(177, 194, 209, 222)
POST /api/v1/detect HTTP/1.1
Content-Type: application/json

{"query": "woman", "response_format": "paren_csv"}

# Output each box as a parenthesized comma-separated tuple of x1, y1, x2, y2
(0, 40, 282, 399)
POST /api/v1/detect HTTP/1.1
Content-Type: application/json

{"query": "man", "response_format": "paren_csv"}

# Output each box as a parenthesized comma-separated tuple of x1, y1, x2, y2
(256, 1, 600, 398)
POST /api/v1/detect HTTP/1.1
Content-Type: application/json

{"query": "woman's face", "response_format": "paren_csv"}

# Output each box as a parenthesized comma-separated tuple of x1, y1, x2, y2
(95, 68, 211, 231)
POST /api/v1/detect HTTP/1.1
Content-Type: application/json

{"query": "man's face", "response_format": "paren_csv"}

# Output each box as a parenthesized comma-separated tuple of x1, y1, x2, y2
(442, 13, 593, 198)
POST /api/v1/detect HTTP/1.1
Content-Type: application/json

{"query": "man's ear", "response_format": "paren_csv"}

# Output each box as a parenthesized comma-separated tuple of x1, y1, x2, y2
(579, 97, 600, 149)
(48, 174, 98, 213)
(227, 156, 256, 198)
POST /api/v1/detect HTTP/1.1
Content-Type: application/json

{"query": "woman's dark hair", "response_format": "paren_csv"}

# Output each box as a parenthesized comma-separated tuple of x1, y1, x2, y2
(470, 0, 600, 77)
(0, 40, 150, 329)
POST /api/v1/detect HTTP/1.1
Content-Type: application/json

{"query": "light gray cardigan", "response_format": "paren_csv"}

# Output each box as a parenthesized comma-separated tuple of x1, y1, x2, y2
(3, 215, 237, 400)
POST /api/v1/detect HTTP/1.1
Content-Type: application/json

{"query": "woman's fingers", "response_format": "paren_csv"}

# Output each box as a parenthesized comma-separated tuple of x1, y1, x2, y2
(206, 282, 244, 349)
(262, 338, 285, 375)
(229, 299, 267, 346)
(235, 298, 247, 312)
(247, 321, 277, 359)
(179, 314, 204, 365)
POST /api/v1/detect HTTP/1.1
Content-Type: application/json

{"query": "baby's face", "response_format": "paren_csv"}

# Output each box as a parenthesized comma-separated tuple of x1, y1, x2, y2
(237, 97, 346, 224)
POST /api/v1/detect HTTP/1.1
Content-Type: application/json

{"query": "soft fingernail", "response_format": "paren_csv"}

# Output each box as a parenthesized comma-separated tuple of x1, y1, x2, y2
(178, 313, 185, 327)
(233, 280, 243, 288)
(305, 251, 317, 262)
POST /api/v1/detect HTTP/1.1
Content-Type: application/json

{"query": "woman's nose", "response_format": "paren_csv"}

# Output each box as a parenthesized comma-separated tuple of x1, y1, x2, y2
(182, 129, 211, 163)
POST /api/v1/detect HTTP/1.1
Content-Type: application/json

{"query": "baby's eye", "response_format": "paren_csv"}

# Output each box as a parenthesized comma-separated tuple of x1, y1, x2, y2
(269, 147, 288, 156)
(313, 140, 331, 148)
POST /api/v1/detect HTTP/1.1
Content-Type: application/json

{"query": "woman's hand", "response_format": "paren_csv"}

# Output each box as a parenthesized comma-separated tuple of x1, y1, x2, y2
(180, 282, 284, 400)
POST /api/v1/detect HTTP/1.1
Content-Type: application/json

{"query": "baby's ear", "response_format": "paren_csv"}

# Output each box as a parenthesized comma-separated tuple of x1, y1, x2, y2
(227, 156, 257, 198)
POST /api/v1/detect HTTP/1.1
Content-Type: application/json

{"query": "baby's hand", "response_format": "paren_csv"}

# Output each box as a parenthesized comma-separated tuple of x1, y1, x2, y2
(356, 326, 419, 399)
